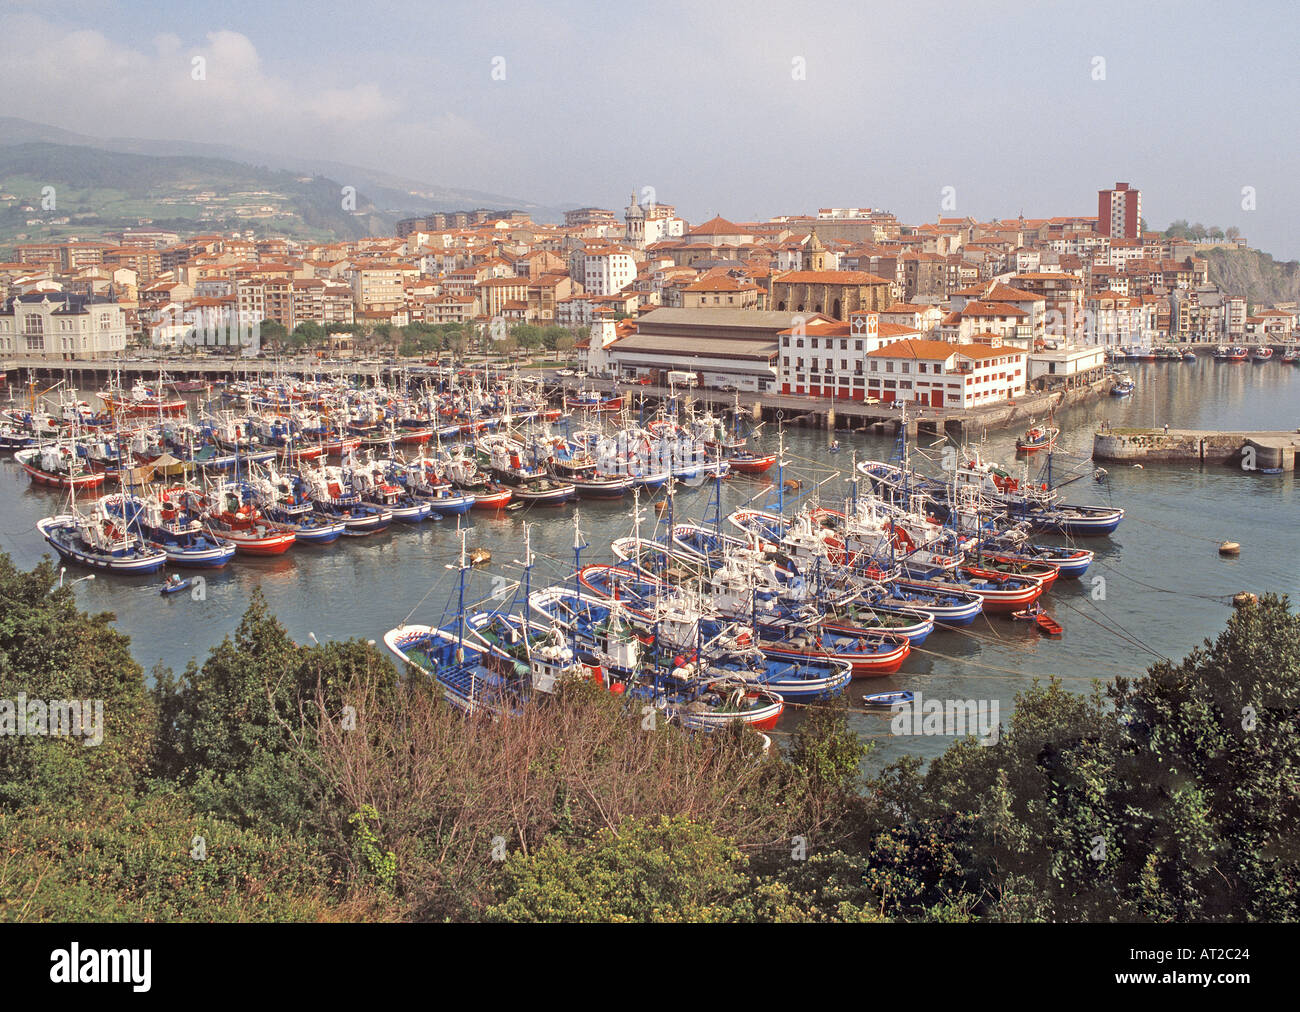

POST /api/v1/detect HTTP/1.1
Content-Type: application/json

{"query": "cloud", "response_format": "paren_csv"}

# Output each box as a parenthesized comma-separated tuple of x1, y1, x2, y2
(0, 15, 492, 183)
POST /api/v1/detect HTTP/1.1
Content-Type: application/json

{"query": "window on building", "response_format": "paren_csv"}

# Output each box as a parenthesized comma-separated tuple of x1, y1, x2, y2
(23, 313, 44, 351)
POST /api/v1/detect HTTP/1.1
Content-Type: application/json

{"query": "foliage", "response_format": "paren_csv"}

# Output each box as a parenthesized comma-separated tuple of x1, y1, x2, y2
(0, 791, 335, 922)
(1, 545, 1295, 923)
(485, 815, 755, 922)
(0, 555, 155, 809)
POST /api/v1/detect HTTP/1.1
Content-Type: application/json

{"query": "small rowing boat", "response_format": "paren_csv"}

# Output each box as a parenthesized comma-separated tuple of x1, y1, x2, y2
(862, 689, 915, 709)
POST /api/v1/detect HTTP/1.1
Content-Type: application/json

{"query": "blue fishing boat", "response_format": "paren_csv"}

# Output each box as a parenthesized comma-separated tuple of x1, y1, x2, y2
(37, 506, 168, 574)
(249, 467, 346, 543)
(102, 490, 237, 568)
(302, 463, 393, 534)
(350, 459, 434, 522)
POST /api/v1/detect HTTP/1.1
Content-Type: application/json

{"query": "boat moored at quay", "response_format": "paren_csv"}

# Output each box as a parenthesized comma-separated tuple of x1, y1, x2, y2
(5, 365, 1125, 733)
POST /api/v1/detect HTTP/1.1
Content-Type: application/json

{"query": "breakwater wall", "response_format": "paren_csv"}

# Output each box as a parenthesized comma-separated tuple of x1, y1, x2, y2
(1093, 428, 1300, 470)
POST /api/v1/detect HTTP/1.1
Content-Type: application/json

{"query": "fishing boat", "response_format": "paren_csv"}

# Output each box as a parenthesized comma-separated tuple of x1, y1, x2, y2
(302, 464, 394, 535)
(1182, 349, 1197, 362)
(1110, 373, 1135, 396)
(396, 456, 476, 514)
(0, 425, 37, 450)
(442, 449, 514, 509)
(1252, 345, 1274, 362)
(547, 451, 632, 500)
(102, 489, 237, 568)
(483, 437, 577, 505)
(576, 564, 877, 690)
(536, 584, 852, 703)
(468, 609, 787, 731)
(99, 379, 187, 416)
(1015, 425, 1059, 454)
(965, 531, 1093, 579)
(565, 390, 624, 412)
(202, 480, 298, 554)
(898, 567, 1044, 615)
(1019, 501, 1125, 537)
(36, 507, 168, 574)
(726, 450, 777, 474)
(247, 466, 347, 543)
(1282, 346, 1300, 364)
(349, 459, 434, 522)
(160, 575, 193, 595)
(15, 444, 106, 490)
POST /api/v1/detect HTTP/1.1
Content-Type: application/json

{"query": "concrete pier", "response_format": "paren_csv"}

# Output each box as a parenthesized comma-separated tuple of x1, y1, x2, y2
(1093, 428, 1300, 470)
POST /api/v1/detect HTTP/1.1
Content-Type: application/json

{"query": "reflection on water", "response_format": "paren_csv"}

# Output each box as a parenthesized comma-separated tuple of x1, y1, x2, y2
(2, 361, 1296, 770)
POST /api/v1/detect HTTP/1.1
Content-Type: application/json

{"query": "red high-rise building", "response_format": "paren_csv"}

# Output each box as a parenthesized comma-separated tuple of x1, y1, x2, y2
(1098, 182, 1141, 239)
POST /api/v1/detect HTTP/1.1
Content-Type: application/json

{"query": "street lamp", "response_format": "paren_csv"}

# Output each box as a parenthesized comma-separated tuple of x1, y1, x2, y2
(57, 567, 95, 589)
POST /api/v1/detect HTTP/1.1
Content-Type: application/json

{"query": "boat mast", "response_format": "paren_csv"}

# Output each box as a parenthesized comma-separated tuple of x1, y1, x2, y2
(455, 525, 468, 659)
(776, 427, 786, 515)
(570, 509, 586, 657)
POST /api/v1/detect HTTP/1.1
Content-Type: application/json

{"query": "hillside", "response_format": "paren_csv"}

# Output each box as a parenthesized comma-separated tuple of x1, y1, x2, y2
(0, 142, 395, 246)
(0, 117, 567, 222)
(1202, 247, 1300, 310)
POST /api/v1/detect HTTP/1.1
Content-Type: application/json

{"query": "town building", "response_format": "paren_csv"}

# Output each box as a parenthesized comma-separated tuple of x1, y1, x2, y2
(0, 292, 129, 358)
(1097, 182, 1142, 239)
(607, 307, 832, 391)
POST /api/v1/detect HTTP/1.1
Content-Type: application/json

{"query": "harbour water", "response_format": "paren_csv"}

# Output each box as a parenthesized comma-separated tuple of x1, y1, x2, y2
(2, 357, 1296, 769)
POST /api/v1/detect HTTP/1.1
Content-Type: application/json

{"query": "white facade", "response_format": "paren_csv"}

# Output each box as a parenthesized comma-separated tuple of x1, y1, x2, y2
(577, 248, 637, 297)
(0, 294, 129, 358)
(1027, 344, 1106, 382)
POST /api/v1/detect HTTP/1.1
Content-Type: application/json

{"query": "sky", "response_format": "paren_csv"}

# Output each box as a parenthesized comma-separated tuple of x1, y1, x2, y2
(2, 0, 1298, 256)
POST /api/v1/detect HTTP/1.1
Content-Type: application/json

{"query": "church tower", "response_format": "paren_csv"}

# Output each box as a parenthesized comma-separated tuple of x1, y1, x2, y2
(624, 191, 646, 246)
(806, 228, 829, 272)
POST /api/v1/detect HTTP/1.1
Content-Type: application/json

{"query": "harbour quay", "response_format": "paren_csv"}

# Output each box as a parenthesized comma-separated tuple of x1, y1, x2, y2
(1093, 427, 1300, 470)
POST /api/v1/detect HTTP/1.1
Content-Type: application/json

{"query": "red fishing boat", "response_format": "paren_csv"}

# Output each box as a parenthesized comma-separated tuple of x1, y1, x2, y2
(15, 445, 106, 490)
(726, 450, 777, 474)
(201, 482, 297, 555)
(396, 426, 434, 446)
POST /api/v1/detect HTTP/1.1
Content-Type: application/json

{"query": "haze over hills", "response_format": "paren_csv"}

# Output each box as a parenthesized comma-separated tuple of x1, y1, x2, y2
(0, 117, 570, 243)
(0, 117, 1297, 309)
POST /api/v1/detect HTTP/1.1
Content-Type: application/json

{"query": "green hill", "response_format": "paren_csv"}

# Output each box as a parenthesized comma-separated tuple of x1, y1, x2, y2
(0, 142, 395, 247)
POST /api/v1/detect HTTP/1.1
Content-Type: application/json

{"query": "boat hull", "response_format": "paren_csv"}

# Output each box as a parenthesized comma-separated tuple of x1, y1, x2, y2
(37, 516, 167, 573)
